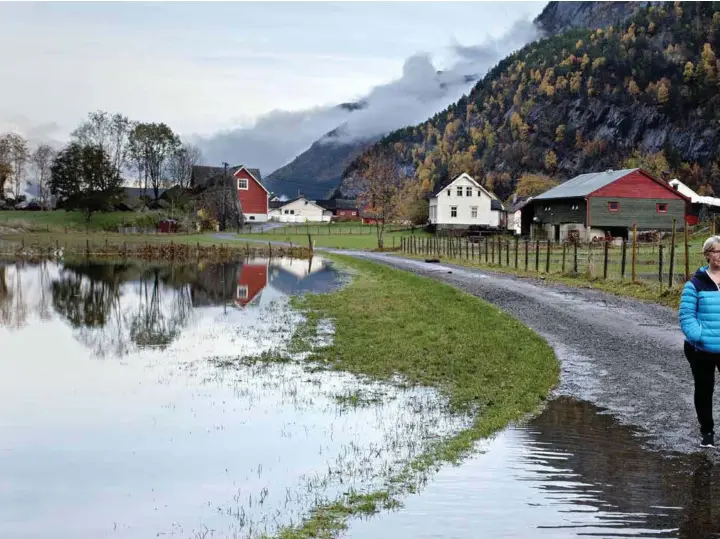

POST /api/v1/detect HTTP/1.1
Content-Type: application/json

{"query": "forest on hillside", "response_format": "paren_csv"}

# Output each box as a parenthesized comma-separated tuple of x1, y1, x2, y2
(344, 1, 720, 203)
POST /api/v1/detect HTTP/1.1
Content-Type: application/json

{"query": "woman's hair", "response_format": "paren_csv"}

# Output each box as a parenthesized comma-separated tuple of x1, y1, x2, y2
(703, 236, 720, 253)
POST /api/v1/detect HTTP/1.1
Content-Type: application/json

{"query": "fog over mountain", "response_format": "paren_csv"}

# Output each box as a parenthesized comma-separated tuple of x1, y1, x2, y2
(196, 17, 544, 176)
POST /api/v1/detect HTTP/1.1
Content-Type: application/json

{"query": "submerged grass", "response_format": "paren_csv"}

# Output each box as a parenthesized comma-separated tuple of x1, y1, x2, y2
(263, 255, 559, 538)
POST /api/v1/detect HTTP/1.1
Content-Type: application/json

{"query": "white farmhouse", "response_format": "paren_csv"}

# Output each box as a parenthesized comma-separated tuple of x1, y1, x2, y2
(428, 173, 505, 230)
(269, 197, 333, 223)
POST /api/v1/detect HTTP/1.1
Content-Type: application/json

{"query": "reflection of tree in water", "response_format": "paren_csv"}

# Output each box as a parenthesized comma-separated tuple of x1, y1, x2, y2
(130, 269, 192, 348)
(0, 263, 27, 329)
(525, 397, 720, 537)
(50, 263, 193, 358)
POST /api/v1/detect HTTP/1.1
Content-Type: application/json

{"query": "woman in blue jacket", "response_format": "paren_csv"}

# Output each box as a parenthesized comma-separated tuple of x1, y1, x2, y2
(679, 236, 720, 448)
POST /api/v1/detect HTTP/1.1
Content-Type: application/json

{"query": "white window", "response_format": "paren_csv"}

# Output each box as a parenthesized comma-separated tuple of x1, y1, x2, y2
(471, 206, 478, 218)
(456, 186, 463, 196)
(237, 178, 248, 190)
(284, 209, 289, 214)
(249, 216, 255, 220)
(466, 187, 472, 197)
(236, 285, 248, 299)
(447, 189, 451, 196)
(290, 209, 295, 214)
(451, 206, 458, 218)
(477, 190, 482, 196)
(351, 211, 356, 216)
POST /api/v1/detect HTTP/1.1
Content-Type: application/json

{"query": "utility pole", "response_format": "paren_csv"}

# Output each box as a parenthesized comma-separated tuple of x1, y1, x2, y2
(221, 162, 229, 231)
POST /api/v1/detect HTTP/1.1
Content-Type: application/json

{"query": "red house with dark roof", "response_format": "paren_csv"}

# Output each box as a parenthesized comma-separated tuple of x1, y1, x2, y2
(235, 260, 268, 307)
(191, 165, 269, 222)
(530, 168, 690, 241)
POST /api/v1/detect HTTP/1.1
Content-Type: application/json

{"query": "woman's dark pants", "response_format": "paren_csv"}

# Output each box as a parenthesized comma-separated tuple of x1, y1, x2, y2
(685, 341, 720, 435)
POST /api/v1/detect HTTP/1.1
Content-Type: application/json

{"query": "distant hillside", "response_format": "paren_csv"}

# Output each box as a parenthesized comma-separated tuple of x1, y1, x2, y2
(264, 125, 377, 200)
(342, 1, 720, 201)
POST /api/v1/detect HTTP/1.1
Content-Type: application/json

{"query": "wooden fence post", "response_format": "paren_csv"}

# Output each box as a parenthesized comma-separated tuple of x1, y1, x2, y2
(497, 237, 502, 266)
(514, 236, 519, 269)
(632, 223, 637, 282)
(659, 244, 664, 285)
(485, 237, 489, 263)
(573, 242, 578, 274)
(562, 242, 567, 273)
(535, 240, 540, 272)
(524, 240, 529, 271)
(545, 240, 551, 273)
(603, 240, 609, 280)
(506, 239, 510, 266)
(621, 240, 627, 279)
(669, 218, 677, 288)
(491, 237, 495, 264)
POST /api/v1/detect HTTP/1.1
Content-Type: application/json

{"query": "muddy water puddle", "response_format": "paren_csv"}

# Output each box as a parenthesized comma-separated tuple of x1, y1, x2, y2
(348, 396, 720, 539)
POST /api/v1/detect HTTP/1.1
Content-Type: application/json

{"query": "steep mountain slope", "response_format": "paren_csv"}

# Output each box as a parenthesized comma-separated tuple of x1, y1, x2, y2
(343, 1, 720, 201)
(535, 1, 652, 35)
(263, 128, 377, 200)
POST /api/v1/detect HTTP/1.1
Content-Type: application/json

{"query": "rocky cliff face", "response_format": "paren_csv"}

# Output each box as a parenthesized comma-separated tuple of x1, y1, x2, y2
(535, 1, 652, 35)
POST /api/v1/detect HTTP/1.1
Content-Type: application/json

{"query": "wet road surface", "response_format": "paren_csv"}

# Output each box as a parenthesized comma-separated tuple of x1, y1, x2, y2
(339, 252, 704, 456)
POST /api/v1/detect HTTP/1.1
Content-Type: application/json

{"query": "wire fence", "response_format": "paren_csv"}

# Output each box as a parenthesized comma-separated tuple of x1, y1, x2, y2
(400, 232, 702, 290)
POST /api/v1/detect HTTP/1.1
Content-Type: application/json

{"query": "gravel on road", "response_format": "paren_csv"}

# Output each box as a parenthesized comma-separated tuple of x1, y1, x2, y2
(340, 251, 704, 455)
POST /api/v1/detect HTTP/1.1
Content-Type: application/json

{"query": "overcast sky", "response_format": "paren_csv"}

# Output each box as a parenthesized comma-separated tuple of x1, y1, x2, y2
(0, 1, 546, 172)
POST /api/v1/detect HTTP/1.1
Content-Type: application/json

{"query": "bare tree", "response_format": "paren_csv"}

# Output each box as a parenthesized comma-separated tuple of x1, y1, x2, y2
(166, 143, 202, 190)
(347, 148, 408, 248)
(71, 111, 132, 181)
(31, 144, 56, 209)
(0, 133, 29, 200)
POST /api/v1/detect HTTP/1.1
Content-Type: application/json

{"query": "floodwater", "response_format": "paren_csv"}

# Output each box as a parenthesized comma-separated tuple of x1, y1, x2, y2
(0, 257, 470, 538)
(3, 258, 720, 539)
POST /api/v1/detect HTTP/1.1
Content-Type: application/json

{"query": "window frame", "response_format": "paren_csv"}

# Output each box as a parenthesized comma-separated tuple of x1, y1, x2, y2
(456, 186, 463, 197)
(450, 206, 458, 218)
(656, 203, 668, 213)
(466, 186, 472, 197)
(236, 285, 248, 299)
(471, 206, 478, 218)
(237, 178, 249, 190)
(608, 201, 619, 212)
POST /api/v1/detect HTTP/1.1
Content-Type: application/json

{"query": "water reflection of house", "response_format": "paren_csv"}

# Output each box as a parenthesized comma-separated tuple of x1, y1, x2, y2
(235, 259, 269, 307)
(267, 257, 330, 295)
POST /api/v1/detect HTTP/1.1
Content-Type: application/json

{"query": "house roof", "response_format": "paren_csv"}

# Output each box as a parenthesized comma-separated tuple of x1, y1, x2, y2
(271, 197, 328, 212)
(534, 169, 640, 200)
(269, 200, 286, 209)
(669, 178, 720, 207)
(122, 187, 166, 199)
(315, 198, 359, 210)
(432, 172, 499, 200)
(191, 165, 263, 187)
(508, 196, 532, 213)
(491, 199, 504, 211)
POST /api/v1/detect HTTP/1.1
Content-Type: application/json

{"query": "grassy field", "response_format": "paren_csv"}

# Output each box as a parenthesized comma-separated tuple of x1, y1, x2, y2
(262, 255, 559, 537)
(0, 210, 164, 232)
(235, 227, 431, 250)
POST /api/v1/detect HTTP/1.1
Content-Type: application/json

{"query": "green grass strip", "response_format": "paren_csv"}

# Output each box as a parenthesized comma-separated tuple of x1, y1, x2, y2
(265, 255, 559, 538)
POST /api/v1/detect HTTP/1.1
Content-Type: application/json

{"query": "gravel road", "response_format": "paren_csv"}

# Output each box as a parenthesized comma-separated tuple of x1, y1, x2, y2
(340, 251, 706, 455)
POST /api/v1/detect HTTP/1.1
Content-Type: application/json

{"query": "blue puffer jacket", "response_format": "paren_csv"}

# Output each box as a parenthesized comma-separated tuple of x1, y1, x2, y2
(680, 266, 720, 353)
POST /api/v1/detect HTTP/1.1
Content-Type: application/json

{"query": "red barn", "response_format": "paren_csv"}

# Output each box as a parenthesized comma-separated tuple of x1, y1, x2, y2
(360, 204, 384, 225)
(191, 165, 269, 222)
(236, 260, 268, 307)
(530, 168, 690, 241)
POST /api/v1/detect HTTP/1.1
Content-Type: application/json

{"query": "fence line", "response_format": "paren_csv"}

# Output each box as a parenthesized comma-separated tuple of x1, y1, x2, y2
(400, 232, 693, 290)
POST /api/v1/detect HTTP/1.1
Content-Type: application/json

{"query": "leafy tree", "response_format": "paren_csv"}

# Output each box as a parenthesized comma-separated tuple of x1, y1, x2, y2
(128, 123, 179, 200)
(515, 173, 558, 197)
(71, 111, 132, 182)
(49, 143, 121, 220)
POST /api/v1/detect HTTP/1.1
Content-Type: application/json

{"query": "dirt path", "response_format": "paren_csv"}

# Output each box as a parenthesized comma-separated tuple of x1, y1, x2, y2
(339, 251, 703, 455)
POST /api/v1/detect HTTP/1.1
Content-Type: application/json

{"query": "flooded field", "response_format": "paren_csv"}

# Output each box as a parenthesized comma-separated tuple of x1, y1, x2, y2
(3, 257, 720, 539)
(0, 258, 470, 538)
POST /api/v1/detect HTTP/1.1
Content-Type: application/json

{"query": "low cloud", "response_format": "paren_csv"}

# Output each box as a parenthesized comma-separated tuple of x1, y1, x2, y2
(196, 18, 544, 176)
